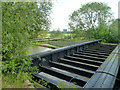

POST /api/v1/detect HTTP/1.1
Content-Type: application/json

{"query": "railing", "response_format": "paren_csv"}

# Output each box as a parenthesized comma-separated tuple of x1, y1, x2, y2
(84, 44, 120, 88)
(30, 39, 102, 67)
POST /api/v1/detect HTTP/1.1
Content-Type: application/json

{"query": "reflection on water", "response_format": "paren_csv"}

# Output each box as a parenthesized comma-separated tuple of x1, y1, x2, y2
(27, 46, 52, 55)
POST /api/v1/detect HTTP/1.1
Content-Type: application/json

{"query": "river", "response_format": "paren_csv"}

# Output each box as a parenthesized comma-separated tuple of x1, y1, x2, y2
(27, 46, 52, 55)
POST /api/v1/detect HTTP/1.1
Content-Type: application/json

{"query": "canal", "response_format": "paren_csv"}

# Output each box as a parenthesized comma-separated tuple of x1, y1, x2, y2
(27, 46, 53, 55)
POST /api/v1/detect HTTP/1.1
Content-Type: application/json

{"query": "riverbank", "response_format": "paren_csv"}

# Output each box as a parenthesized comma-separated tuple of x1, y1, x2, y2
(48, 40, 89, 47)
(31, 40, 91, 48)
(32, 42, 61, 49)
(27, 46, 52, 55)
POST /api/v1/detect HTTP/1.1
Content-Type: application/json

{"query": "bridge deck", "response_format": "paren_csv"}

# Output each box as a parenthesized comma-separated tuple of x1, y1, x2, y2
(30, 40, 119, 89)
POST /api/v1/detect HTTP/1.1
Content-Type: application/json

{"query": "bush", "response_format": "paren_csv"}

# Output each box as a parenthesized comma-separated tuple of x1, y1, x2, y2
(2, 2, 52, 88)
(50, 30, 64, 38)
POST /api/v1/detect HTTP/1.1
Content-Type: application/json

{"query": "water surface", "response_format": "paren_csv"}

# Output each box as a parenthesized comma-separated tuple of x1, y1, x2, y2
(27, 46, 52, 55)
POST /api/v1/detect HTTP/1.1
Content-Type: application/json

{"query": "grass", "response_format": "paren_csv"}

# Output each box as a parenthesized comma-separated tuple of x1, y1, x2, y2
(2, 72, 47, 88)
(31, 36, 93, 48)
(31, 34, 96, 49)
(58, 37, 86, 42)
(63, 33, 70, 36)
(2, 73, 28, 88)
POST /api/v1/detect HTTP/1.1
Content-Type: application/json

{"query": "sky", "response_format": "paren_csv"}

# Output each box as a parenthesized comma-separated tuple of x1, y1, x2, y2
(50, 0, 120, 31)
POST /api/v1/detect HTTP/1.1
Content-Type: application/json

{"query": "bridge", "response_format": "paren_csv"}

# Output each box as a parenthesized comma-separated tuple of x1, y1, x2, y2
(29, 39, 120, 89)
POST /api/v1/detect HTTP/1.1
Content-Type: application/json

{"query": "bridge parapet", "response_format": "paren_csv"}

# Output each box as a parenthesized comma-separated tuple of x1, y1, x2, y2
(30, 39, 102, 67)
(84, 45, 120, 88)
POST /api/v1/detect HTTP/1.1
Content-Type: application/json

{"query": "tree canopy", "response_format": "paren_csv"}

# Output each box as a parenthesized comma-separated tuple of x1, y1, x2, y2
(2, 2, 52, 74)
(69, 2, 113, 31)
(68, 2, 119, 43)
(50, 29, 64, 38)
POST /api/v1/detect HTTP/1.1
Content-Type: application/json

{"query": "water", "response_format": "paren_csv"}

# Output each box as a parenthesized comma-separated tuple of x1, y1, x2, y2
(27, 46, 52, 55)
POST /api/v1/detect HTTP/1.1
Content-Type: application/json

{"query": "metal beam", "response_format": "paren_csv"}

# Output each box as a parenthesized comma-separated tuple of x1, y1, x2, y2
(59, 58, 98, 71)
(64, 55, 102, 66)
(50, 61, 94, 78)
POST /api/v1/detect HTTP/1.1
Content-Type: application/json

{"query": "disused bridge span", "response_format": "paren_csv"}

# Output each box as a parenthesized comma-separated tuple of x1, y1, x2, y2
(30, 39, 120, 89)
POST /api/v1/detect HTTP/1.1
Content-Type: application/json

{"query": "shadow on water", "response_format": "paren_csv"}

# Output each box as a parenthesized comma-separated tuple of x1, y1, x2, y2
(27, 46, 52, 55)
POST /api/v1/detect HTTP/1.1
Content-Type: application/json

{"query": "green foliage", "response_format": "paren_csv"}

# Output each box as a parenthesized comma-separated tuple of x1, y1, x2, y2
(38, 78, 50, 88)
(28, 2, 52, 38)
(108, 19, 119, 43)
(69, 2, 118, 43)
(38, 30, 48, 38)
(69, 2, 112, 31)
(57, 75, 79, 89)
(50, 29, 64, 38)
(72, 29, 86, 38)
(2, 72, 30, 88)
(28, 78, 51, 88)
(94, 24, 110, 42)
(94, 19, 119, 43)
(2, 2, 32, 74)
(57, 81, 77, 89)
(2, 2, 52, 88)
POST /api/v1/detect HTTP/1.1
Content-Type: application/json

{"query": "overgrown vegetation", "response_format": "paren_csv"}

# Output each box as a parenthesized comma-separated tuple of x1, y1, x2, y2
(1, 1, 119, 89)
(69, 2, 119, 43)
(2, 2, 52, 88)
(50, 29, 64, 38)
(57, 81, 77, 89)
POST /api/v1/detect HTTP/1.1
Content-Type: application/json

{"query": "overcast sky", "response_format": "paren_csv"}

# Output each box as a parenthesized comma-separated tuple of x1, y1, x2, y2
(50, 0, 119, 31)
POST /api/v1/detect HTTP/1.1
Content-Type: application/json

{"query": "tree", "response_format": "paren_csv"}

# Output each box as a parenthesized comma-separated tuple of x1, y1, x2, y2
(69, 2, 113, 38)
(92, 19, 119, 43)
(94, 24, 110, 42)
(38, 30, 48, 38)
(28, 2, 52, 38)
(2, 2, 52, 74)
(108, 19, 119, 43)
(50, 29, 64, 38)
